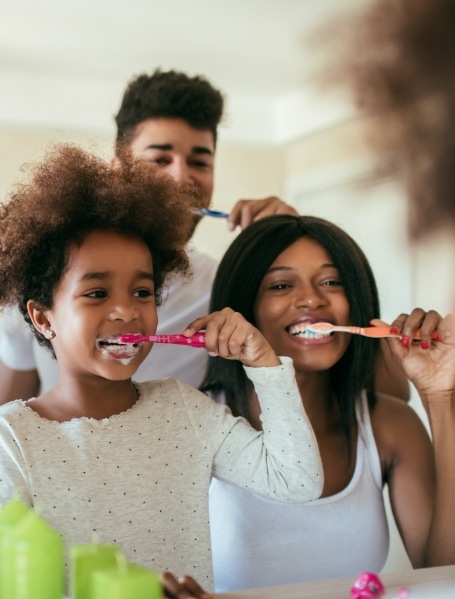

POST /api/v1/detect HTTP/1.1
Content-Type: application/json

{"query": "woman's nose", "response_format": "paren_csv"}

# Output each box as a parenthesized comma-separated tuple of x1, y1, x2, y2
(296, 286, 326, 309)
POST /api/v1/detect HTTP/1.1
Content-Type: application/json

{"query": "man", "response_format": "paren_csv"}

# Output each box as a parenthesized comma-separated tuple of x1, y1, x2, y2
(0, 69, 297, 403)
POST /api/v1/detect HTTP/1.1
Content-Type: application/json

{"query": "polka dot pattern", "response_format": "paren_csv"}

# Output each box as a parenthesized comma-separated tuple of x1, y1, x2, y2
(0, 358, 321, 590)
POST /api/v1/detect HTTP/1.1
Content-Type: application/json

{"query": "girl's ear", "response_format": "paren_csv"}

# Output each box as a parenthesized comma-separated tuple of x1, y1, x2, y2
(27, 300, 52, 337)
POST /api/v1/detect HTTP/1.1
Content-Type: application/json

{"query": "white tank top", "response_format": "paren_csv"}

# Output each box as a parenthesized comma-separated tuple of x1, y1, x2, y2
(209, 392, 389, 592)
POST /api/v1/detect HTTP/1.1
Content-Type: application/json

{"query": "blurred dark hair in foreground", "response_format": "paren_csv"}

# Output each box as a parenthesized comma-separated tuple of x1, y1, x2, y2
(323, 0, 455, 239)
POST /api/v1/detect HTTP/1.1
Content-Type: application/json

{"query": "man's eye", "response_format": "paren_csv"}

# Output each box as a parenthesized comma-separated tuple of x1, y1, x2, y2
(190, 160, 210, 169)
(151, 158, 169, 166)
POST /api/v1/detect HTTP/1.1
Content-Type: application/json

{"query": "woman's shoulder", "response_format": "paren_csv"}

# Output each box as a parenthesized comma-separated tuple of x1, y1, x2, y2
(373, 390, 415, 411)
(369, 392, 431, 464)
(370, 392, 427, 432)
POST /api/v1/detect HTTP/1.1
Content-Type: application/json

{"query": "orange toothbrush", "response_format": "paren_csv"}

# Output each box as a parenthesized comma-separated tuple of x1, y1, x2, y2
(307, 323, 440, 340)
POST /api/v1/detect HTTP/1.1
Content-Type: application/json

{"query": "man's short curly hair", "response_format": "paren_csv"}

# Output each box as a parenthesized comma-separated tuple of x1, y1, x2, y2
(0, 144, 205, 353)
(335, 0, 455, 239)
(114, 69, 225, 154)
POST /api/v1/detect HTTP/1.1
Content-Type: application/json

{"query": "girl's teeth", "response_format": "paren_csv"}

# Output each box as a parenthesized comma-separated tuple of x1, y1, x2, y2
(102, 343, 136, 354)
(95, 339, 139, 359)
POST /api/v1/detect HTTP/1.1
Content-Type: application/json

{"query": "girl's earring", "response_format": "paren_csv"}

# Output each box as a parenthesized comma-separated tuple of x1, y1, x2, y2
(43, 329, 55, 340)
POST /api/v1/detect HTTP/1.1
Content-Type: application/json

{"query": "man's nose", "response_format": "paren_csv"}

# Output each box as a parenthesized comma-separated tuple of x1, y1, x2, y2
(166, 160, 193, 185)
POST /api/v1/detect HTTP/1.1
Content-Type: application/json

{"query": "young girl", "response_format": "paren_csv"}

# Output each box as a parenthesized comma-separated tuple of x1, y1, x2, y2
(202, 215, 455, 591)
(0, 147, 322, 596)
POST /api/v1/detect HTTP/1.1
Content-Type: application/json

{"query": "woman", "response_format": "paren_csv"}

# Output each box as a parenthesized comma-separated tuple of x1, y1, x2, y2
(202, 214, 454, 591)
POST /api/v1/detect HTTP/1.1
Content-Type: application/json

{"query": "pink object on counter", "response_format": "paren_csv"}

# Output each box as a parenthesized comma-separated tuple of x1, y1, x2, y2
(350, 572, 385, 599)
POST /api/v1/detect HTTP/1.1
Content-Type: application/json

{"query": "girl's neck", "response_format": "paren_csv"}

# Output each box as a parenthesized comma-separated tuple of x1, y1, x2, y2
(26, 377, 139, 423)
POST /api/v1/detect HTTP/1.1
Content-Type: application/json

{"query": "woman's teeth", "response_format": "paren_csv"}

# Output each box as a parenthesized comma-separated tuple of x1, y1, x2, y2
(287, 324, 330, 339)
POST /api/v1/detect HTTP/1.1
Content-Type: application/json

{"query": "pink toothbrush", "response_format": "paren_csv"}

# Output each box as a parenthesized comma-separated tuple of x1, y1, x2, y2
(119, 332, 206, 348)
(306, 323, 440, 340)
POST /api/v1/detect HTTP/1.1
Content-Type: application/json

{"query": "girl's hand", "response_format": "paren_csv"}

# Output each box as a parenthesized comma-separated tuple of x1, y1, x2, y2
(184, 308, 280, 368)
(160, 572, 213, 599)
(371, 309, 455, 398)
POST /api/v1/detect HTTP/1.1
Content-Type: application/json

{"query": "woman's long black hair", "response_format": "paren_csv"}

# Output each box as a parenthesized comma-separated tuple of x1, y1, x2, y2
(200, 215, 381, 453)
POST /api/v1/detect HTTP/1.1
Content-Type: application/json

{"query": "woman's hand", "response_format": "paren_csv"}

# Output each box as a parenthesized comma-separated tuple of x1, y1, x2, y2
(160, 572, 213, 599)
(371, 309, 455, 399)
(184, 307, 280, 368)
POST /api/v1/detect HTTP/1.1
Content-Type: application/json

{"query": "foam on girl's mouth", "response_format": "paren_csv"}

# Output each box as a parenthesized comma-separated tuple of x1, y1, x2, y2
(96, 336, 140, 364)
(287, 323, 331, 340)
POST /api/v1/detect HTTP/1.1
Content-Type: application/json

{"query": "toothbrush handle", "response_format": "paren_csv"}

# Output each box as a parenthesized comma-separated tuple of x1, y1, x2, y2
(197, 208, 229, 218)
(356, 326, 440, 340)
(119, 332, 206, 347)
(154, 333, 206, 348)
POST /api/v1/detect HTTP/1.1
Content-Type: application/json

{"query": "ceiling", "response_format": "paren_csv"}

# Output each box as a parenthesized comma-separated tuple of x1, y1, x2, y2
(1, 0, 371, 144)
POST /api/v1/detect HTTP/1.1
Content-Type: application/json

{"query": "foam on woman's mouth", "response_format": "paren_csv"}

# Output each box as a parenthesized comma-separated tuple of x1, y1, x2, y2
(96, 336, 140, 364)
(287, 323, 331, 339)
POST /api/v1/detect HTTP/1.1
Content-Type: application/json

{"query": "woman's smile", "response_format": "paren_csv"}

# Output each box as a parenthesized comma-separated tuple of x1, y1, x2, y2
(254, 237, 351, 371)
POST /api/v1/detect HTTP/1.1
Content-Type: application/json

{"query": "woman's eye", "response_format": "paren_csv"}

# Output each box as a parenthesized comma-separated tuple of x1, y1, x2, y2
(269, 283, 291, 291)
(322, 279, 343, 287)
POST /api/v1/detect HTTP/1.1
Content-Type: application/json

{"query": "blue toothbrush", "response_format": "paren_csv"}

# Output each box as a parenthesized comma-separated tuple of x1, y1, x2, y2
(195, 208, 229, 218)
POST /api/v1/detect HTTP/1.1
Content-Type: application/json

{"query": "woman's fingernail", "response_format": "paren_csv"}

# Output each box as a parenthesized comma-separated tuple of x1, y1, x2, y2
(390, 326, 399, 334)
(435, 334, 443, 342)
(401, 336, 410, 347)
(421, 341, 429, 350)
(208, 351, 218, 357)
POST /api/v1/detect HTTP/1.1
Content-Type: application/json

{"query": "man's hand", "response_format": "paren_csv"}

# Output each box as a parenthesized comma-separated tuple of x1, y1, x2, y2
(227, 196, 298, 231)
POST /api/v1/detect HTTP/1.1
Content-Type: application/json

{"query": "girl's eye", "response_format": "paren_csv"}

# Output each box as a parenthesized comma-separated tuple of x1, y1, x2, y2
(84, 290, 107, 298)
(134, 288, 154, 298)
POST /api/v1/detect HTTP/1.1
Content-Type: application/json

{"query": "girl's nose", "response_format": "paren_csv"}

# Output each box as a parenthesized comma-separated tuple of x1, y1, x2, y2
(108, 298, 139, 322)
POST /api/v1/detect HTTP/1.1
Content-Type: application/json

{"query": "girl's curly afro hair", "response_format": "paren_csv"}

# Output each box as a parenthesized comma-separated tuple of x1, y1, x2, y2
(0, 144, 205, 352)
